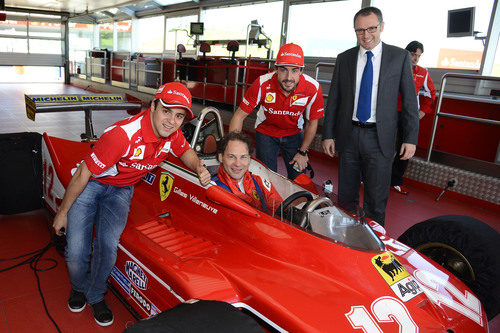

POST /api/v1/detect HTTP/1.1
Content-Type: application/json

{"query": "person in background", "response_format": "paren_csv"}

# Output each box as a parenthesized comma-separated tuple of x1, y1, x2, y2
(212, 132, 282, 214)
(321, 7, 419, 226)
(391, 40, 436, 195)
(229, 43, 324, 180)
(52, 82, 211, 326)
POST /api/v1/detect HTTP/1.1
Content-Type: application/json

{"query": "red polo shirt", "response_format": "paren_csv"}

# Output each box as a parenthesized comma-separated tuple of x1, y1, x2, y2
(84, 108, 189, 187)
(398, 65, 436, 114)
(239, 72, 324, 137)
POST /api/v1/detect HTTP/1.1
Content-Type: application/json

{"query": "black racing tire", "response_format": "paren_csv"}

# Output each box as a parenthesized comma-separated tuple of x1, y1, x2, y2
(398, 215, 500, 320)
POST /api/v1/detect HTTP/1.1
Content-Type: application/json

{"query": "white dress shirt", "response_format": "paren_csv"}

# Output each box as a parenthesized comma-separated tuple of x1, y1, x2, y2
(352, 42, 383, 123)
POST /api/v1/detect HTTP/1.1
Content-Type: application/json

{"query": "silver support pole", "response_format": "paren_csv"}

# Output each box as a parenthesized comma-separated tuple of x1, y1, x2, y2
(426, 73, 500, 161)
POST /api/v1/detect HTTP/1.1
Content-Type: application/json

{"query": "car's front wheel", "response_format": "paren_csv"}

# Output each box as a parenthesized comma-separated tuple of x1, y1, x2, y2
(398, 215, 500, 320)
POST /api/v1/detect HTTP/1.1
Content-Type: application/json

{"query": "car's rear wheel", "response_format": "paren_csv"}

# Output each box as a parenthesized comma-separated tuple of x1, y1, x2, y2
(398, 215, 500, 320)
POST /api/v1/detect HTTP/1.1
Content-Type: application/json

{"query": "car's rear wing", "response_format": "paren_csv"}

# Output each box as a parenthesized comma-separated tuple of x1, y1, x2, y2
(25, 94, 142, 139)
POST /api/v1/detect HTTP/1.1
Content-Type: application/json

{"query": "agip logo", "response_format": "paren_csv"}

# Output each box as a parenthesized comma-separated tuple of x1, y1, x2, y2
(372, 252, 408, 284)
(371, 252, 423, 302)
(159, 172, 174, 201)
(125, 261, 148, 290)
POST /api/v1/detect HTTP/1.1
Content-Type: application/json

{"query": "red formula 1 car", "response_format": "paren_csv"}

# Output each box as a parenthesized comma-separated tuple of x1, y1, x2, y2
(40, 107, 491, 332)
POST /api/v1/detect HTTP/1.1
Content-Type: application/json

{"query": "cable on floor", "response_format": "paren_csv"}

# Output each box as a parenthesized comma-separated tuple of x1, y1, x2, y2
(0, 210, 63, 333)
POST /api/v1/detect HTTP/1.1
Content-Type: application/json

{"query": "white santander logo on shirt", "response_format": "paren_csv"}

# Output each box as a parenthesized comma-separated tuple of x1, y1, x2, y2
(130, 145, 146, 160)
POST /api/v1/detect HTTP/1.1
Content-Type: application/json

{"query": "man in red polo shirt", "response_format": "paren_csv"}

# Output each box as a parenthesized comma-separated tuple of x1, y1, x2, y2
(391, 41, 436, 195)
(52, 82, 210, 327)
(229, 43, 324, 180)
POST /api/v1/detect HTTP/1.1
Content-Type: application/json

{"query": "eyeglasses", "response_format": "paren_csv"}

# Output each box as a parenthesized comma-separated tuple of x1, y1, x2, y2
(354, 24, 380, 35)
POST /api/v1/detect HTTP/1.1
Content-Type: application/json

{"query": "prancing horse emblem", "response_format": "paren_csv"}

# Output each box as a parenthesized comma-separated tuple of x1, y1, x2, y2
(159, 173, 174, 201)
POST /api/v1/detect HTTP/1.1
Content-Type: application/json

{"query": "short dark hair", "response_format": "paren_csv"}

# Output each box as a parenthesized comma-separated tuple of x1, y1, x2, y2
(354, 7, 383, 26)
(406, 41, 424, 53)
(217, 132, 254, 161)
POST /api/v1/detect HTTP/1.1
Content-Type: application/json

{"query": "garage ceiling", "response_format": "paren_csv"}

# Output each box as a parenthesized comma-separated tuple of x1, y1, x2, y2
(3, 0, 201, 17)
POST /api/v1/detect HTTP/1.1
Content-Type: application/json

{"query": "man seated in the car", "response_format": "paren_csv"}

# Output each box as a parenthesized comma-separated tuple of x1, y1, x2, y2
(212, 132, 282, 214)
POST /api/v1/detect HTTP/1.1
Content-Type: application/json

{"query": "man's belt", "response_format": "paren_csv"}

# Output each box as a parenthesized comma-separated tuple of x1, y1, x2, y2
(352, 121, 376, 128)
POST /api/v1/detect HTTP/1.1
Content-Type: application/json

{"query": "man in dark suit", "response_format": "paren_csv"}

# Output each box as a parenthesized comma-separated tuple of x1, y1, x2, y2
(322, 6, 419, 225)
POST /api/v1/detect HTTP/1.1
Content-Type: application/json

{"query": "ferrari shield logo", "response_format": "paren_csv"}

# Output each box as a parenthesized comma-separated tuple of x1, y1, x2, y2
(252, 190, 260, 201)
(159, 172, 174, 201)
(292, 97, 308, 106)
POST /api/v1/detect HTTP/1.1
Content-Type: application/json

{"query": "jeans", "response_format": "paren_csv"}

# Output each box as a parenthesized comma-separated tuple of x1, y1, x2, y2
(65, 179, 134, 304)
(255, 131, 304, 180)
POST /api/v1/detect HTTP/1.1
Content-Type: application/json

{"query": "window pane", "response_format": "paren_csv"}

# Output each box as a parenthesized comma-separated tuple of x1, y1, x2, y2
(373, 0, 494, 70)
(288, 1, 360, 57)
(492, 36, 500, 76)
(30, 39, 62, 54)
(117, 20, 132, 52)
(202, 2, 283, 58)
(99, 23, 113, 50)
(0, 19, 27, 36)
(165, 15, 197, 52)
(0, 65, 63, 82)
(69, 23, 94, 74)
(69, 22, 94, 51)
(137, 16, 164, 53)
(0, 37, 28, 52)
(28, 21, 61, 38)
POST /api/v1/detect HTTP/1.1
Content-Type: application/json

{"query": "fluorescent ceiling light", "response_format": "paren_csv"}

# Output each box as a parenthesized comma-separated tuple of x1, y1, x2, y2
(154, 0, 191, 6)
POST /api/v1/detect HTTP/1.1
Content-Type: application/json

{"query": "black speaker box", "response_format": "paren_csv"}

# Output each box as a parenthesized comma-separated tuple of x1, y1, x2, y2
(0, 132, 43, 214)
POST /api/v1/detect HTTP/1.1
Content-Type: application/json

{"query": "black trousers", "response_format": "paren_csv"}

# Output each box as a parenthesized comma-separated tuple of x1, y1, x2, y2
(391, 113, 410, 186)
(391, 138, 409, 186)
(337, 126, 392, 226)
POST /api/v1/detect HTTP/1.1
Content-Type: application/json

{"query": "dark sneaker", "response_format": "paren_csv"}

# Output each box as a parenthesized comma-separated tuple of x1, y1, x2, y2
(68, 289, 86, 312)
(91, 300, 114, 326)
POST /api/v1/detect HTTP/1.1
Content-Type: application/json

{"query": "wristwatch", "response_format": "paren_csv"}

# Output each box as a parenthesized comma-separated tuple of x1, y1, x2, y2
(297, 149, 308, 156)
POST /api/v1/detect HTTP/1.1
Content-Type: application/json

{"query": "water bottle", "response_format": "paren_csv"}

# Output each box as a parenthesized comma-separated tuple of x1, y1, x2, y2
(323, 180, 333, 194)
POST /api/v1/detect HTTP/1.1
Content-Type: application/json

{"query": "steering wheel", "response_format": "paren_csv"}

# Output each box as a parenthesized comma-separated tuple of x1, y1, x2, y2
(274, 190, 314, 227)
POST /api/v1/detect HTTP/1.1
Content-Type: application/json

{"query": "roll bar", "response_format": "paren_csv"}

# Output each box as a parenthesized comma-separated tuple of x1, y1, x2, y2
(190, 107, 225, 148)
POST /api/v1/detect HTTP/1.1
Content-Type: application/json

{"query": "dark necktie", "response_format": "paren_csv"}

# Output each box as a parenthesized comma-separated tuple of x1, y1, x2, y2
(356, 50, 373, 123)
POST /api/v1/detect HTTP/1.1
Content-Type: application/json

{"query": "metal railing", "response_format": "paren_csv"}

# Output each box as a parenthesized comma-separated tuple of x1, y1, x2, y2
(110, 53, 131, 87)
(136, 57, 163, 90)
(86, 50, 108, 81)
(314, 62, 335, 98)
(427, 73, 500, 162)
(233, 58, 274, 110)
